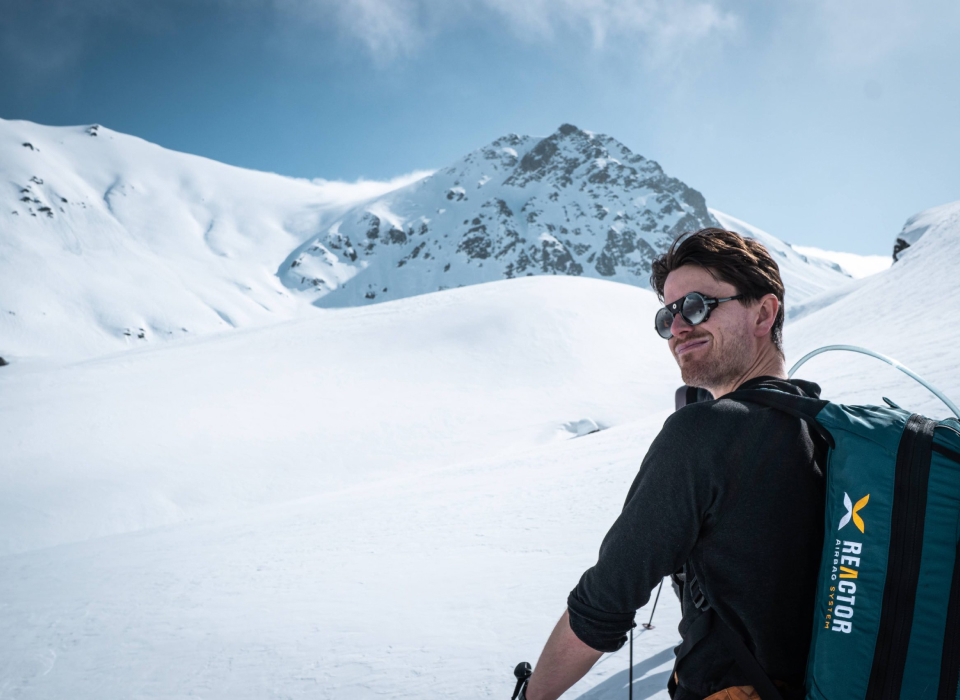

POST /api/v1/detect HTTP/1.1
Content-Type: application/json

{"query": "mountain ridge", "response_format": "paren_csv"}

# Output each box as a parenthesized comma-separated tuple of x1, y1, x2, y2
(281, 123, 726, 306)
(1, 118, 855, 360)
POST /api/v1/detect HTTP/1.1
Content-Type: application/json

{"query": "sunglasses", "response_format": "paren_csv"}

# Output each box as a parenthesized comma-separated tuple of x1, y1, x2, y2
(655, 292, 743, 339)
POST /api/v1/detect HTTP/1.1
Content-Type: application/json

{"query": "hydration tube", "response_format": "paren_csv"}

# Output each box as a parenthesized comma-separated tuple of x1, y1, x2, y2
(788, 344, 960, 419)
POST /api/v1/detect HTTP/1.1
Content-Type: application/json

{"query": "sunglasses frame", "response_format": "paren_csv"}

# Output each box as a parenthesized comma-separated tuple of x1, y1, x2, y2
(655, 292, 744, 339)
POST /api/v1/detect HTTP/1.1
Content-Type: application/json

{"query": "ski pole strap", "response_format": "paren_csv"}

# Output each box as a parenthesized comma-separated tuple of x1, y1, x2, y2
(512, 662, 532, 700)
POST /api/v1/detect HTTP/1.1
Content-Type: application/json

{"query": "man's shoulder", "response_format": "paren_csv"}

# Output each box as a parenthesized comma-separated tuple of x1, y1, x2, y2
(665, 394, 751, 429)
(668, 378, 821, 424)
(662, 379, 813, 436)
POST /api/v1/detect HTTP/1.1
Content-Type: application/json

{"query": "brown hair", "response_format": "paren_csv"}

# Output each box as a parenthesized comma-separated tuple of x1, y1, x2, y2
(649, 228, 785, 355)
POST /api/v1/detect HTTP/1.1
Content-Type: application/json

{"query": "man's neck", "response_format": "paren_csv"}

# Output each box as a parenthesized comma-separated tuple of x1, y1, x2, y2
(709, 346, 787, 398)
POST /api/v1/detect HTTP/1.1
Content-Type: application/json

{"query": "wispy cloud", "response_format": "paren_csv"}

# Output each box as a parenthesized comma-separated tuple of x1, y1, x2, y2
(478, 0, 737, 51)
(2, 0, 739, 72)
(273, 0, 442, 62)
(286, 0, 740, 62)
(311, 169, 435, 205)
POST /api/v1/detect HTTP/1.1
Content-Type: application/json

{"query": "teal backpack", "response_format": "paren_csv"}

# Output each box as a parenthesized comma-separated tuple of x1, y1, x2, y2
(731, 388, 960, 700)
(722, 345, 960, 700)
(509, 348, 959, 700)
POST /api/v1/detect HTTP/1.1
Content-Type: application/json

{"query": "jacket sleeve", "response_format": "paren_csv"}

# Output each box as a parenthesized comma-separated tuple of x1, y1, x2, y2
(567, 408, 723, 652)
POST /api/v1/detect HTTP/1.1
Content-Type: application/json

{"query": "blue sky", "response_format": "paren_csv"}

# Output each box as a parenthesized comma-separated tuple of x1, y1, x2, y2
(2, 0, 958, 255)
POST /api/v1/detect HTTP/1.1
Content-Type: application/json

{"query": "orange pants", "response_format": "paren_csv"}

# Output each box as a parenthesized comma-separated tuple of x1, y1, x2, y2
(703, 687, 760, 700)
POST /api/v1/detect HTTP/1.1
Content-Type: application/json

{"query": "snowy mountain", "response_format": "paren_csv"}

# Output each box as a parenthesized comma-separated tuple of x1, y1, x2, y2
(1, 196, 957, 698)
(0, 119, 405, 359)
(1, 118, 855, 361)
(789, 245, 891, 279)
(785, 198, 960, 418)
(709, 209, 861, 301)
(282, 124, 854, 308)
(892, 199, 960, 261)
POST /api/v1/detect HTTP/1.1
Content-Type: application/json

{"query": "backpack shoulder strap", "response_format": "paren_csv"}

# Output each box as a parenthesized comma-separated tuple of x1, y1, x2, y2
(726, 388, 835, 449)
(673, 574, 787, 700)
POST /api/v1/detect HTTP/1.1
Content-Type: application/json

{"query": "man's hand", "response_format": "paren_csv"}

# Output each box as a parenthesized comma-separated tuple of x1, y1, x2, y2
(525, 609, 603, 700)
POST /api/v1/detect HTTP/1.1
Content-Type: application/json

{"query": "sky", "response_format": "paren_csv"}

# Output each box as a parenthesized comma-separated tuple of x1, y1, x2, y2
(2, 0, 958, 256)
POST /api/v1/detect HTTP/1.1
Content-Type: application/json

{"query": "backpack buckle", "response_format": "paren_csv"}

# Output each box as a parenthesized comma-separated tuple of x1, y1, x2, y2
(689, 575, 711, 611)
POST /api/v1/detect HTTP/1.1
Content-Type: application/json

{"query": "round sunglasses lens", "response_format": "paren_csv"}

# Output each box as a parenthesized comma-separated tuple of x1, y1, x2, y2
(655, 308, 674, 338)
(681, 293, 708, 325)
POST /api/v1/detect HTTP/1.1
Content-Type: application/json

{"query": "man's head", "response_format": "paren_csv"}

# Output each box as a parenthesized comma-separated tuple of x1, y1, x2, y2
(649, 228, 785, 394)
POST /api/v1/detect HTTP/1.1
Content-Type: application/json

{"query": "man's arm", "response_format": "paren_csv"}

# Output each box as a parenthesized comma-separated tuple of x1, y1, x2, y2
(524, 406, 722, 697)
(525, 610, 603, 700)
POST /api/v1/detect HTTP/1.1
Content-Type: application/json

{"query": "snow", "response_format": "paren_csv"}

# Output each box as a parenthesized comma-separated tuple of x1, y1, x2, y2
(2, 116, 958, 699)
(710, 209, 856, 304)
(539, 231, 561, 245)
(0, 275, 683, 699)
(791, 245, 891, 279)
(0, 118, 418, 361)
(5, 193, 958, 695)
(896, 200, 960, 248)
(284, 127, 854, 310)
(785, 199, 960, 419)
(1, 119, 854, 361)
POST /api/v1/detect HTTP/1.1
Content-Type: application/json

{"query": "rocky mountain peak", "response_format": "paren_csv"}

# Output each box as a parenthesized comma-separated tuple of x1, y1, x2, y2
(280, 126, 720, 307)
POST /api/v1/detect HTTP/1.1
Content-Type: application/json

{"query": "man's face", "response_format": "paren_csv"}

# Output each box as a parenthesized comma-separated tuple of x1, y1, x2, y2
(661, 265, 755, 392)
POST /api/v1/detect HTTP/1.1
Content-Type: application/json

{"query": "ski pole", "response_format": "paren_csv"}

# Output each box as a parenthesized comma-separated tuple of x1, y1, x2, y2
(512, 661, 532, 699)
(642, 579, 664, 630)
(629, 626, 634, 700)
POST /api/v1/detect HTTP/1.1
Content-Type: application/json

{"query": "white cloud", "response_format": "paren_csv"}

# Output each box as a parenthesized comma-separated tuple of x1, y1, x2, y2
(311, 169, 435, 206)
(275, 0, 739, 62)
(274, 0, 445, 61)
(479, 0, 737, 51)
(3, 0, 739, 68)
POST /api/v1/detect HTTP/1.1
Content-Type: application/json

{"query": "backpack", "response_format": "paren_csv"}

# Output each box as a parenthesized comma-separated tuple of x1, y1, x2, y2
(724, 387, 960, 700)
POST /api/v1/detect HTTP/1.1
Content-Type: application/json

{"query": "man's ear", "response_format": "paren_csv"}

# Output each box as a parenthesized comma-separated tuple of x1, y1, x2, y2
(753, 294, 779, 338)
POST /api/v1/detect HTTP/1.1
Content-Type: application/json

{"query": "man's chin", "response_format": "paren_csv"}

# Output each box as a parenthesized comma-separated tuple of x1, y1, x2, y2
(679, 359, 713, 389)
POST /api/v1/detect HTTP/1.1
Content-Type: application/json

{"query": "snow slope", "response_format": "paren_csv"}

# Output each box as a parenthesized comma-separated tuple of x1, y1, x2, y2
(1, 119, 853, 362)
(785, 199, 960, 418)
(790, 245, 891, 279)
(0, 275, 683, 699)
(0, 276, 681, 556)
(0, 119, 417, 360)
(285, 127, 853, 310)
(710, 210, 857, 303)
(2, 126, 954, 699)
(892, 199, 960, 261)
(282, 124, 718, 306)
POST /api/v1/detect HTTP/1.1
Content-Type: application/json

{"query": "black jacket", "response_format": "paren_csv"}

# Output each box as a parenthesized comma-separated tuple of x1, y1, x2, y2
(567, 376, 826, 699)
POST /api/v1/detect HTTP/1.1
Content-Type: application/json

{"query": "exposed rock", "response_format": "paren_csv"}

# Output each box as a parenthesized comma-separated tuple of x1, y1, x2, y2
(282, 124, 719, 306)
(893, 237, 909, 262)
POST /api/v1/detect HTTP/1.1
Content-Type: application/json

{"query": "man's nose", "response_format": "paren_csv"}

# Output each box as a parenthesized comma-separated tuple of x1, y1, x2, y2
(670, 311, 692, 337)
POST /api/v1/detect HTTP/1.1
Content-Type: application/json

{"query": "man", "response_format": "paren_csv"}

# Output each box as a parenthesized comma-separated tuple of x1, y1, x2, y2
(523, 228, 825, 700)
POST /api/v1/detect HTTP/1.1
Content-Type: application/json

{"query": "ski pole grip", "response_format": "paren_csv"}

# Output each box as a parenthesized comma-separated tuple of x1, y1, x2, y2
(512, 662, 532, 699)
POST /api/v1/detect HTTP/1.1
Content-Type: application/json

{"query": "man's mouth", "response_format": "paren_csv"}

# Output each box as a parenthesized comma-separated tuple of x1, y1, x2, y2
(675, 338, 709, 357)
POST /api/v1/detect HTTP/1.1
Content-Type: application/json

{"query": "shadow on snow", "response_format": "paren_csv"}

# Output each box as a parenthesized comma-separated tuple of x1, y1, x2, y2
(575, 646, 675, 700)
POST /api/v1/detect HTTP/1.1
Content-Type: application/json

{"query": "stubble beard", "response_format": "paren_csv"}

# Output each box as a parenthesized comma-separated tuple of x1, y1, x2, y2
(677, 331, 753, 393)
